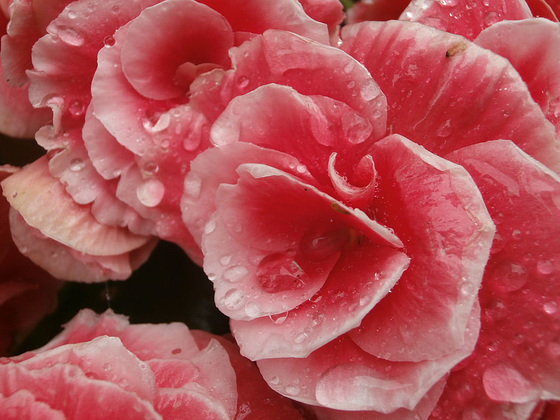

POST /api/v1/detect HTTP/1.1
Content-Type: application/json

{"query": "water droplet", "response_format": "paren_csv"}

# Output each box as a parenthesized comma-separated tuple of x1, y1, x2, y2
(57, 26, 84, 46)
(460, 280, 475, 296)
(237, 76, 249, 89)
(309, 292, 322, 303)
(244, 301, 261, 317)
(143, 113, 170, 133)
(270, 376, 280, 385)
(184, 174, 202, 198)
(69, 158, 85, 171)
(347, 80, 356, 89)
(224, 265, 249, 283)
(285, 384, 300, 396)
(219, 255, 232, 266)
(68, 99, 85, 116)
(343, 61, 356, 75)
(543, 301, 558, 315)
(142, 160, 159, 176)
(269, 312, 289, 325)
(511, 230, 522, 240)
(171, 348, 182, 355)
(256, 253, 308, 293)
(310, 312, 324, 326)
(103, 35, 116, 47)
(296, 164, 307, 174)
(67, 11, 77, 19)
(490, 262, 527, 292)
(136, 179, 165, 207)
(204, 220, 216, 234)
(360, 81, 378, 101)
(221, 288, 245, 310)
(436, 119, 452, 137)
(537, 260, 554, 275)
(294, 332, 307, 344)
(438, 0, 457, 5)
(484, 11, 500, 26)
(547, 342, 560, 358)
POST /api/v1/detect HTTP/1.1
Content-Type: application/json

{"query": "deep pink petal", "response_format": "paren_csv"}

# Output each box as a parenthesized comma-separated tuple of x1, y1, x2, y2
(346, 0, 411, 23)
(196, 0, 330, 44)
(257, 307, 478, 412)
(350, 135, 494, 362)
(1, 156, 150, 256)
(191, 29, 387, 139)
(231, 245, 409, 360)
(400, 0, 532, 40)
(432, 140, 560, 418)
(210, 84, 383, 188)
(341, 21, 560, 173)
(475, 18, 560, 132)
(182, 142, 312, 248)
(205, 164, 403, 320)
(526, 0, 559, 19)
(121, 0, 233, 101)
(297, 0, 344, 39)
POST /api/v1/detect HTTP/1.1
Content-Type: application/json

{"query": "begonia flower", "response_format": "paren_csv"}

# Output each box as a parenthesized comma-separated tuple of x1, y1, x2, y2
(0, 309, 306, 419)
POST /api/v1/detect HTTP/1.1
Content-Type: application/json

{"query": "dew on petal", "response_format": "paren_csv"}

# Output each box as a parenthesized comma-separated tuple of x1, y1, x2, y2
(69, 158, 85, 172)
(536, 260, 554, 275)
(270, 376, 281, 385)
(136, 179, 165, 207)
(543, 301, 558, 315)
(285, 384, 300, 396)
(221, 288, 245, 310)
(103, 35, 116, 47)
(68, 100, 85, 116)
(269, 312, 289, 325)
(244, 301, 262, 318)
(256, 253, 308, 293)
(57, 26, 84, 46)
(184, 174, 202, 198)
(204, 220, 216, 234)
(223, 265, 249, 283)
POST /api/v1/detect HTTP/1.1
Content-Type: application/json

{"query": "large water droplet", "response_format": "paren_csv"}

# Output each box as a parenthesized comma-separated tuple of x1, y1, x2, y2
(69, 158, 85, 172)
(184, 174, 202, 198)
(256, 253, 308, 293)
(68, 100, 85, 117)
(436, 119, 452, 137)
(269, 312, 289, 325)
(484, 11, 500, 26)
(537, 260, 554, 275)
(270, 376, 280, 385)
(360, 81, 378, 101)
(57, 26, 84, 46)
(136, 179, 165, 207)
(285, 384, 300, 396)
(244, 301, 261, 317)
(224, 265, 249, 283)
(490, 262, 527, 292)
(204, 220, 216, 234)
(103, 35, 116, 47)
(221, 288, 245, 310)
(543, 301, 558, 315)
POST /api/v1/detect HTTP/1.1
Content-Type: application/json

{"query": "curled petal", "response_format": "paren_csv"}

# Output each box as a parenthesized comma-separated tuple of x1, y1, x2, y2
(1, 156, 150, 256)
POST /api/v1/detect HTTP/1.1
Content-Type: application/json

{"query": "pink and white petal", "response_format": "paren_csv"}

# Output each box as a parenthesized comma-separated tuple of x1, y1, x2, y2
(8, 207, 156, 282)
(121, 0, 234, 100)
(210, 84, 380, 187)
(182, 142, 312, 248)
(191, 330, 306, 420)
(1, 156, 150, 256)
(0, 62, 50, 138)
(297, 0, 344, 41)
(257, 306, 478, 412)
(193, 29, 387, 137)
(432, 140, 560, 418)
(308, 378, 446, 420)
(18, 336, 156, 401)
(0, 389, 65, 420)
(231, 245, 409, 360)
(475, 18, 560, 131)
(155, 384, 229, 420)
(146, 358, 199, 388)
(196, 0, 330, 45)
(400, 0, 532, 40)
(205, 163, 403, 320)
(340, 21, 560, 173)
(350, 135, 494, 362)
(82, 103, 135, 181)
(0, 363, 162, 419)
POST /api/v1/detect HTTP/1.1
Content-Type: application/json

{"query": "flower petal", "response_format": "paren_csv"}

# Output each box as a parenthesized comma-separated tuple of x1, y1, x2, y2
(400, 0, 532, 40)
(341, 20, 560, 172)
(350, 134, 494, 362)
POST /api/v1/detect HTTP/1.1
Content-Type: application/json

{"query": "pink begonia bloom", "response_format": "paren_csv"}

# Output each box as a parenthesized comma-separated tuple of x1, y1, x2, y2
(0, 309, 306, 419)
(0, 0, 333, 279)
(181, 2, 560, 419)
(0, 165, 60, 355)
